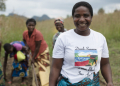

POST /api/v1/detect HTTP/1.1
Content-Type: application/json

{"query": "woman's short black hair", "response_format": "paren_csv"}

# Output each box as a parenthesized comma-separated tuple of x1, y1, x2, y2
(26, 18, 36, 25)
(72, 1, 93, 17)
(3, 43, 12, 52)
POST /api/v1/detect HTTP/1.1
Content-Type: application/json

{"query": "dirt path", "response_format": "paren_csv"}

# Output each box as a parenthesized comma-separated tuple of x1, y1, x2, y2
(5, 58, 32, 86)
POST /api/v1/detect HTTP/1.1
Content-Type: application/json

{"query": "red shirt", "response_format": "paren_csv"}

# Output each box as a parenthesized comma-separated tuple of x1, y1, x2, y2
(23, 29, 48, 58)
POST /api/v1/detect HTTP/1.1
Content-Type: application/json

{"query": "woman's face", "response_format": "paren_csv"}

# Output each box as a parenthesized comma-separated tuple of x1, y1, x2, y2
(27, 22, 35, 33)
(8, 46, 13, 53)
(55, 23, 64, 32)
(73, 6, 92, 31)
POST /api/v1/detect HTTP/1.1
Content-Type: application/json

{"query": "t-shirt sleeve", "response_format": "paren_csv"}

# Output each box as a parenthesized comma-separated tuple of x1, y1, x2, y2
(13, 43, 22, 51)
(35, 31, 43, 41)
(52, 36, 65, 58)
(101, 37, 109, 58)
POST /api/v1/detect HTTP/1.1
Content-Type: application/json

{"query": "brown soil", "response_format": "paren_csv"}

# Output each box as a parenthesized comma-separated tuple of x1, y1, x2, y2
(4, 58, 32, 86)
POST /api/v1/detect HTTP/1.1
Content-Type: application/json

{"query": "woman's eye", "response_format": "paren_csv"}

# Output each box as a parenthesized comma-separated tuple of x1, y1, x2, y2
(75, 14, 80, 18)
(84, 14, 89, 17)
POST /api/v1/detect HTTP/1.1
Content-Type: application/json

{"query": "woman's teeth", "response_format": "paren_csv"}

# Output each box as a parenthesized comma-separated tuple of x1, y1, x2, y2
(80, 24, 86, 26)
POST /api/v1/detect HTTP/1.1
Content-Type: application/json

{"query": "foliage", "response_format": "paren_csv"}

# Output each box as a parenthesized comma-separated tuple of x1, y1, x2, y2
(0, 0, 6, 11)
(98, 8, 105, 14)
(114, 9, 120, 13)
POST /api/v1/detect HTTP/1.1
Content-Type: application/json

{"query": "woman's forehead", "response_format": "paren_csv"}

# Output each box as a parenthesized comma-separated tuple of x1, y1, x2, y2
(74, 6, 91, 16)
(75, 6, 89, 12)
(55, 22, 62, 25)
(27, 22, 35, 25)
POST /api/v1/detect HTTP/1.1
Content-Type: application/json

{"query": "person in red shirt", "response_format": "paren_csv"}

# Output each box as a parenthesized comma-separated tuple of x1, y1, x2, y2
(23, 18, 50, 86)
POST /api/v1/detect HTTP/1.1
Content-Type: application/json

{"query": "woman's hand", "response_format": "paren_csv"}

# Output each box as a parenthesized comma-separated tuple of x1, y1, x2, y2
(23, 46, 29, 51)
(107, 82, 114, 86)
(101, 58, 113, 86)
(22, 46, 30, 54)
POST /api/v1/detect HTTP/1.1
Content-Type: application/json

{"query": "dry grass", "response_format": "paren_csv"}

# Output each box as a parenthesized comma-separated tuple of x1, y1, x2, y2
(0, 11, 120, 85)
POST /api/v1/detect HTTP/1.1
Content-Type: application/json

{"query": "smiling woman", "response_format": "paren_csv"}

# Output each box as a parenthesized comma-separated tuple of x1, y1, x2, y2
(52, 18, 67, 48)
(23, 18, 50, 86)
(49, 1, 113, 86)
(72, 2, 93, 36)
(73, 6, 92, 33)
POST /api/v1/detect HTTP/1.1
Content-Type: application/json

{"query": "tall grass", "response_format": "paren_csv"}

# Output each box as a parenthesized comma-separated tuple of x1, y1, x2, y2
(0, 11, 120, 85)
(90, 12, 120, 41)
(0, 16, 55, 57)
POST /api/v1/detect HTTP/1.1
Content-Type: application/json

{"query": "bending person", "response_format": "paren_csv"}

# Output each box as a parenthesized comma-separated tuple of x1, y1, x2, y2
(3, 41, 29, 85)
(23, 18, 50, 86)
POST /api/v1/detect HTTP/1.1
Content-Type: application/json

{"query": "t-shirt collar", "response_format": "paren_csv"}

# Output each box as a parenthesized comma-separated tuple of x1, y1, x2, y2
(28, 28, 36, 37)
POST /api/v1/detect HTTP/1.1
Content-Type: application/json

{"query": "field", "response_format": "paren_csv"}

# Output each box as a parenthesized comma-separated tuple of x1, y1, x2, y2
(0, 11, 120, 86)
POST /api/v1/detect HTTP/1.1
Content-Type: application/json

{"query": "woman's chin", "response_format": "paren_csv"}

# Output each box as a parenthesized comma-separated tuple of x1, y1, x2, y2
(28, 31, 33, 33)
(77, 28, 89, 32)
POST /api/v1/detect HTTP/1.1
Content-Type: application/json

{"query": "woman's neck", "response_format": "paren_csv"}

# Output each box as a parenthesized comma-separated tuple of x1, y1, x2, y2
(28, 32, 33, 38)
(74, 28, 90, 36)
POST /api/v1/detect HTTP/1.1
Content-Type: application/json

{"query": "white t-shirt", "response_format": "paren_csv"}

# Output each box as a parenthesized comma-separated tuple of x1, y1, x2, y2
(52, 29, 109, 83)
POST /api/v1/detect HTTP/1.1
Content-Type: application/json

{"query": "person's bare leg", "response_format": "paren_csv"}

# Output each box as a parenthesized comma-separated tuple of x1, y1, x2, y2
(8, 70, 13, 84)
(21, 77, 26, 85)
(22, 77, 25, 82)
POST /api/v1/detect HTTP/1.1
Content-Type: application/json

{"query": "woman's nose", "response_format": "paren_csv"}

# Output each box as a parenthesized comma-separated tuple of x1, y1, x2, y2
(30, 26, 34, 28)
(79, 16, 85, 22)
(56, 26, 60, 28)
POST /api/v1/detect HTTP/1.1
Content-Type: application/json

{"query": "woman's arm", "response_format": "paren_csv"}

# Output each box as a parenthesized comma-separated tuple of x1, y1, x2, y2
(49, 58, 63, 86)
(3, 53, 8, 81)
(23, 39, 31, 54)
(32, 40, 41, 63)
(100, 58, 113, 86)
(23, 39, 29, 49)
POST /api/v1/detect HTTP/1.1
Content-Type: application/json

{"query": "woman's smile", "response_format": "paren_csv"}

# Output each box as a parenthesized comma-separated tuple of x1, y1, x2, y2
(73, 6, 92, 32)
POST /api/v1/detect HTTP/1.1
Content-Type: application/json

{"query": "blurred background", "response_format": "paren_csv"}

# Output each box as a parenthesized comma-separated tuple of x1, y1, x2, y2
(0, 0, 120, 86)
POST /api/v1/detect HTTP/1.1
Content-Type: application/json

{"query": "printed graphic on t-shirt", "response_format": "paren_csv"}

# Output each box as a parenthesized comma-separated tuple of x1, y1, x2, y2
(75, 50, 98, 66)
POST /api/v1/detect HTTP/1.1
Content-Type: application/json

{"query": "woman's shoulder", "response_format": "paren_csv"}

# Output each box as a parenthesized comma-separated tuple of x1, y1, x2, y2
(23, 30, 28, 36)
(23, 30, 28, 33)
(35, 29, 43, 35)
(57, 29, 74, 40)
(59, 29, 73, 36)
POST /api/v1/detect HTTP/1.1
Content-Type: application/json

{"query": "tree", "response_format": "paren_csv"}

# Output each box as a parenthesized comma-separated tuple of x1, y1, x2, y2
(66, 15, 70, 18)
(0, 0, 6, 11)
(114, 9, 119, 13)
(98, 8, 104, 15)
